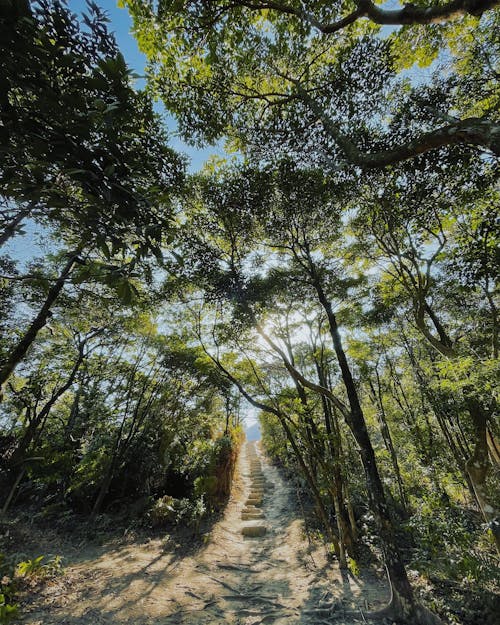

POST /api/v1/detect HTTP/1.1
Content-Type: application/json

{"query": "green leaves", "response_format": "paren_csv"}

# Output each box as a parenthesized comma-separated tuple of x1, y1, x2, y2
(0, 595, 18, 624)
(125, 0, 500, 168)
(1, 1, 185, 260)
(114, 277, 140, 305)
(15, 555, 45, 578)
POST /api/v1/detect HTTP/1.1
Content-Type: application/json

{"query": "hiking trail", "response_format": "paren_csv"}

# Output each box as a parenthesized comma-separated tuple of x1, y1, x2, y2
(23, 441, 388, 624)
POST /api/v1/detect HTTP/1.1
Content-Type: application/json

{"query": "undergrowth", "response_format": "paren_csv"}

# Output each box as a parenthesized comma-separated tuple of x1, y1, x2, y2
(0, 552, 63, 624)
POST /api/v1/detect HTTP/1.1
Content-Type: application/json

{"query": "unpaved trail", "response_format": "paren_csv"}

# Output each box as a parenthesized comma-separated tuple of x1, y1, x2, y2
(23, 442, 388, 624)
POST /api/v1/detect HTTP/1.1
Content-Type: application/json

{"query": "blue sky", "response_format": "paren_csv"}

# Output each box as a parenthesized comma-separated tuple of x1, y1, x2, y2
(67, 0, 222, 172)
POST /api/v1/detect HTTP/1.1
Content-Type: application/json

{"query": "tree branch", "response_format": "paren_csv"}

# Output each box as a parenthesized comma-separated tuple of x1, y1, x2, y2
(232, 0, 499, 34)
(296, 85, 500, 166)
(255, 324, 351, 417)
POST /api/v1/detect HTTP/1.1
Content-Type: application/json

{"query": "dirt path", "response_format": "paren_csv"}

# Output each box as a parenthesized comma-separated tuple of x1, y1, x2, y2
(22, 442, 388, 624)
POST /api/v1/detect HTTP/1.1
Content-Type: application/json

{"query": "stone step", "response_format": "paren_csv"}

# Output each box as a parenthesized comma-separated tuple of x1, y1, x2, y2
(241, 525, 267, 537)
(246, 497, 262, 507)
(241, 512, 265, 520)
(250, 491, 264, 497)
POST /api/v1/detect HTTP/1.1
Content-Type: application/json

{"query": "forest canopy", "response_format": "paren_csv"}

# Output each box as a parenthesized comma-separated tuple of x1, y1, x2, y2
(0, 1, 499, 624)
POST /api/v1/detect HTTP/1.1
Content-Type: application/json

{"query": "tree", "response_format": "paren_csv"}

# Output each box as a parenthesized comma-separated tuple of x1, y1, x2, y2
(167, 162, 446, 623)
(1, 325, 103, 515)
(125, 0, 500, 167)
(0, 0, 186, 393)
(349, 165, 500, 550)
(1, 0, 185, 254)
(0, 273, 241, 519)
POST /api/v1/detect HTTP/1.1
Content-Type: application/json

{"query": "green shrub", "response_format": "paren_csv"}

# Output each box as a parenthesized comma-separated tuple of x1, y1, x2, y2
(149, 495, 177, 527)
(404, 494, 497, 584)
(174, 497, 206, 529)
(149, 495, 206, 529)
(0, 553, 18, 624)
(16, 555, 63, 579)
(0, 595, 18, 625)
(194, 475, 218, 500)
(0, 552, 62, 624)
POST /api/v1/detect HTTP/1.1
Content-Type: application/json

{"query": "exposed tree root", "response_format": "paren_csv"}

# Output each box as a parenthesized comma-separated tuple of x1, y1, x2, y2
(302, 603, 339, 616)
(337, 597, 445, 625)
(216, 562, 253, 572)
(164, 599, 219, 621)
(206, 574, 242, 594)
(221, 593, 288, 608)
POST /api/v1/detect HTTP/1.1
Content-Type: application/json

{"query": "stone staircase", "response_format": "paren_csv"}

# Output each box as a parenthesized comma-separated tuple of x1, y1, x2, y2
(241, 442, 270, 537)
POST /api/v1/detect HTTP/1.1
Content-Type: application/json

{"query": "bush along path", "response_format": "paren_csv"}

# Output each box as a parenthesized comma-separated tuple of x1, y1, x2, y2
(21, 442, 389, 625)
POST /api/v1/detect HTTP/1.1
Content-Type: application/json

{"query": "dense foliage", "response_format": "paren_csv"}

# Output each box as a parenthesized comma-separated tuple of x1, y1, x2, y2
(1, 1, 498, 624)
(0, 0, 242, 535)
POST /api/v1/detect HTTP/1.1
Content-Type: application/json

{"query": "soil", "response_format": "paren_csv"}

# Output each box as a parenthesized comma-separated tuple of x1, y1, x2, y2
(13, 441, 391, 624)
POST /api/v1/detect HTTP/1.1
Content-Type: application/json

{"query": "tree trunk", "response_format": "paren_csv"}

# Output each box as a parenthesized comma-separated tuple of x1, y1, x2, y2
(2, 344, 87, 511)
(368, 372, 408, 511)
(91, 467, 114, 518)
(401, 334, 478, 497)
(0, 253, 79, 396)
(410, 303, 500, 551)
(315, 358, 356, 558)
(91, 367, 156, 518)
(310, 274, 423, 620)
(0, 468, 25, 516)
(487, 427, 500, 465)
(465, 397, 500, 552)
(278, 416, 341, 556)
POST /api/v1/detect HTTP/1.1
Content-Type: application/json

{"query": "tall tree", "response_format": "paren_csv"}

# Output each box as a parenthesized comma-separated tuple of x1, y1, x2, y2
(350, 167, 500, 550)
(1, 0, 185, 254)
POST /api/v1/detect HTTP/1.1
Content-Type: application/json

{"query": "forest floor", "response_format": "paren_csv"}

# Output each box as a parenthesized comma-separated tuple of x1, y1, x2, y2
(13, 441, 391, 625)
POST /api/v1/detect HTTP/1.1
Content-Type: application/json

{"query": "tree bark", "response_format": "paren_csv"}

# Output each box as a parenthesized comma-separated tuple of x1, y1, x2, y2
(368, 372, 408, 511)
(487, 428, 500, 465)
(465, 397, 500, 552)
(1, 468, 25, 516)
(278, 415, 341, 554)
(306, 269, 424, 620)
(314, 354, 356, 557)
